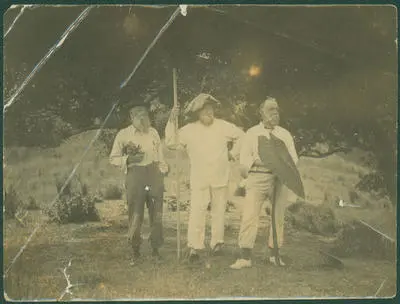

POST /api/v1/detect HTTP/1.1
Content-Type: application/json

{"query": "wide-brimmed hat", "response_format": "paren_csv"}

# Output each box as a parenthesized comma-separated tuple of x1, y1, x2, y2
(184, 93, 220, 115)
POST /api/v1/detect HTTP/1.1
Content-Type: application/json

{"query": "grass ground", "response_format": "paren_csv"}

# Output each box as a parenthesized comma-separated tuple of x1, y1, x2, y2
(3, 130, 397, 300)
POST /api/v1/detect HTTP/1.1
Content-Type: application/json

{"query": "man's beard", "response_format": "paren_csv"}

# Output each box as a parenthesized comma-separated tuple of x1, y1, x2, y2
(264, 116, 279, 128)
(134, 119, 150, 133)
(200, 116, 214, 126)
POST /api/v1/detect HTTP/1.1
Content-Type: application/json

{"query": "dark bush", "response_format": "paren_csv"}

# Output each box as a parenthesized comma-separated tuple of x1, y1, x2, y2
(102, 184, 123, 200)
(25, 196, 40, 210)
(166, 197, 189, 211)
(356, 172, 388, 196)
(331, 220, 396, 260)
(4, 185, 23, 219)
(98, 129, 118, 155)
(45, 174, 100, 224)
(286, 201, 338, 236)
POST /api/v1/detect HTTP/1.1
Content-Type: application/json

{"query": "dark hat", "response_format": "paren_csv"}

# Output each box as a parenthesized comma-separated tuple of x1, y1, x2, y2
(129, 106, 149, 118)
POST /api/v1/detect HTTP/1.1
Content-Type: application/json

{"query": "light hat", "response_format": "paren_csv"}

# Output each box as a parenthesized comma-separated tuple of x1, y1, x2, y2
(184, 93, 219, 114)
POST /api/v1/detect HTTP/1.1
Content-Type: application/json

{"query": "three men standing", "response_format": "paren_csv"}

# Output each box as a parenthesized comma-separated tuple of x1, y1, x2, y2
(165, 93, 244, 262)
(109, 95, 300, 269)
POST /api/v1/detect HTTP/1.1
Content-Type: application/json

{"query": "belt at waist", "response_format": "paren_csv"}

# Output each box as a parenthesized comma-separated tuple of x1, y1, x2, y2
(127, 161, 157, 169)
(249, 170, 273, 174)
(249, 165, 272, 174)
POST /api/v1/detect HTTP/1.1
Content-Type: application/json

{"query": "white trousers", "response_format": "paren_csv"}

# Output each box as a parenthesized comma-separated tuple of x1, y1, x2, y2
(187, 186, 228, 250)
(238, 173, 290, 249)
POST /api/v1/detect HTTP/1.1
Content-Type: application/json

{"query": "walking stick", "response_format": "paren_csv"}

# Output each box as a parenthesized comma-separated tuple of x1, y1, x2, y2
(271, 176, 281, 266)
(172, 68, 181, 261)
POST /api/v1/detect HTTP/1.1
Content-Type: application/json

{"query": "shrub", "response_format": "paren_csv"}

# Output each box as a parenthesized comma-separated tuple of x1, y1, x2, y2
(45, 174, 100, 224)
(331, 220, 396, 260)
(286, 201, 338, 236)
(98, 129, 118, 155)
(356, 172, 388, 197)
(348, 190, 359, 204)
(102, 184, 123, 200)
(92, 191, 104, 203)
(4, 185, 23, 219)
(25, 196, 40, 210)
(166, 197, 189, 211)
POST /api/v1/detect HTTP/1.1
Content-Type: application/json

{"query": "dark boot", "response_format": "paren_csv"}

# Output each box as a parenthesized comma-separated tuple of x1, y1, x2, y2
(152, 248, 162, 260)
(129, 247, 141, 265)
(211, 242, 224, 256)
(188, 248, 200, 263)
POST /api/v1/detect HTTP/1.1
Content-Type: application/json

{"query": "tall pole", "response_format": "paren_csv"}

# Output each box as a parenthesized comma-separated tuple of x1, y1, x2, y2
(173, 68, 181, 261)
(271, 176, 281, 266)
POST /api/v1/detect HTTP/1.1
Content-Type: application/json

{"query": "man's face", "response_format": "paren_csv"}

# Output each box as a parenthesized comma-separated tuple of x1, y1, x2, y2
(260, 101, 280, 128)
(198, 104, 215, 126)
(130, 111, 150, 133)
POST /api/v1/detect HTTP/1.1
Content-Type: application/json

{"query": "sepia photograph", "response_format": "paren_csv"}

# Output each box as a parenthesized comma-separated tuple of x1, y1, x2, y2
(3, 3, 397, 300)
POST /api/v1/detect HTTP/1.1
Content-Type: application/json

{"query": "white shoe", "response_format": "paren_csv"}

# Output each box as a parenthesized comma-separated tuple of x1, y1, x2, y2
(230, 259, 252, 269)
(268, 256, 286, 266)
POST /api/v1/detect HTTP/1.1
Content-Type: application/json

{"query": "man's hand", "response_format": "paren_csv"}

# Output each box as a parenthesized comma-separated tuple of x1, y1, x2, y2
(125, 142, 144, 164)
(170, 105, 180, 120)
(127, 153, 145, 164)
(239, 165, 249, 179)
(253, 158, 264, 166)
(158, 162, 169, 175)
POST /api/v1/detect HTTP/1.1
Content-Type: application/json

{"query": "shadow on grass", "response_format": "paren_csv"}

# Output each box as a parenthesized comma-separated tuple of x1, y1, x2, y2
(3, 216, 396, 300)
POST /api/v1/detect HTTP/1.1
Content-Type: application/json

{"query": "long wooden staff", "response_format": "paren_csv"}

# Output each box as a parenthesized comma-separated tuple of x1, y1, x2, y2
(271, 176, 281, 266)
(172, 68, 181, 261)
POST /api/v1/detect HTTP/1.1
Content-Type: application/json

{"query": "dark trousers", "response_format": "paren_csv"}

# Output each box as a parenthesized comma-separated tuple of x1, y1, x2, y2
(126, 162, 164, 251)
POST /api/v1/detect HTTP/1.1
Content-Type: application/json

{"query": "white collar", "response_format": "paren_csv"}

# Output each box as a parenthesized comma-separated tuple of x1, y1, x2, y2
(196, 119, 216, 127)
(259, 122, 275, 131)
(130, 125, 149, 135)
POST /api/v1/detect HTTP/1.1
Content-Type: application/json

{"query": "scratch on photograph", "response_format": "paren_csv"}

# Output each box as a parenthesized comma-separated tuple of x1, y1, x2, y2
(3, 3, 397, 300)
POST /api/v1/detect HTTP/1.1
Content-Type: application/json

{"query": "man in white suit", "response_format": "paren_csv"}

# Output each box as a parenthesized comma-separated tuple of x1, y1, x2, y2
(165, 93, 244, 262)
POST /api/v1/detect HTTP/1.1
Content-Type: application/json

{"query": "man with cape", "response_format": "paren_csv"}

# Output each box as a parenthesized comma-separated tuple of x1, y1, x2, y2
(230, 97, 305, 269)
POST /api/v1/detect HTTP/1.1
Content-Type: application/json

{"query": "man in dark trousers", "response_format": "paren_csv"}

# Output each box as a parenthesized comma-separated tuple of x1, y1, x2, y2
(109, 106, 169, 263)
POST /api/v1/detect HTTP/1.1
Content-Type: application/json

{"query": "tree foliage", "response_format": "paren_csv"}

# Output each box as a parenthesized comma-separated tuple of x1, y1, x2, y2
(4, 6, 397, 201)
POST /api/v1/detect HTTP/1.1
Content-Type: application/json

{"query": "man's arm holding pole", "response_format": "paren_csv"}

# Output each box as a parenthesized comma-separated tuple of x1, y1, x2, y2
(164, 96, 182, 150)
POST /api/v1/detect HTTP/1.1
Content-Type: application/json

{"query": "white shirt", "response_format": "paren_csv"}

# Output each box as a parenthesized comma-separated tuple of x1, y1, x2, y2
(240, 122, 299, 174)
(165, 118, 244, 190)
(109, 125, 164, 173)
